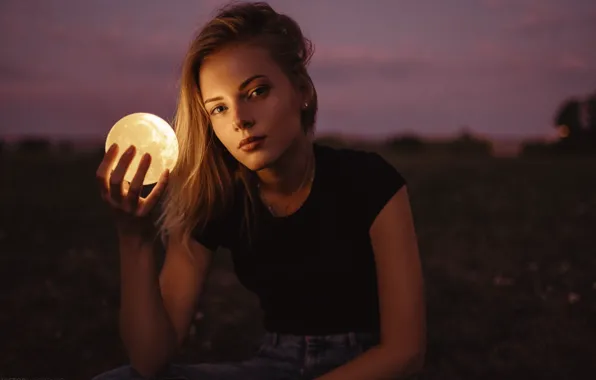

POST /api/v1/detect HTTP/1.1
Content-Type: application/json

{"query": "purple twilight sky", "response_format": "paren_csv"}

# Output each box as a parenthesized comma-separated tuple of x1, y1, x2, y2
(1, 0, 595, 141)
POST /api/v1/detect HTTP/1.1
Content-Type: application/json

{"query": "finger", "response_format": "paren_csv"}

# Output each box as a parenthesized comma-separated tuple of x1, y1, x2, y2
(109, 145, 136, 204)
(96, 143, 119, 197)
(138, 169, 169, 217)
(125, 153, 151, 212)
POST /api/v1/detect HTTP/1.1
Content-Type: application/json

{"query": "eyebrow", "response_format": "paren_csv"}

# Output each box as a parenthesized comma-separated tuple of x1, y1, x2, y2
(203, 74, 267, 105)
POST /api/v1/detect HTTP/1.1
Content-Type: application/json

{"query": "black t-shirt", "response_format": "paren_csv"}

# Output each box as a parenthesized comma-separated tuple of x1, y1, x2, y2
(192, 143, 406, 335)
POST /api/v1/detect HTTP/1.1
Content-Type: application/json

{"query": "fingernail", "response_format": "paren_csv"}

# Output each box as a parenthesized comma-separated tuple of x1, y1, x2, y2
(126, 145, 135, 155)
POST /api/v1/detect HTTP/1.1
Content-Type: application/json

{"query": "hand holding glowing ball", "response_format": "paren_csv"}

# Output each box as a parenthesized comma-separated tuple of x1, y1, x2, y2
(105, 113, 179, 185)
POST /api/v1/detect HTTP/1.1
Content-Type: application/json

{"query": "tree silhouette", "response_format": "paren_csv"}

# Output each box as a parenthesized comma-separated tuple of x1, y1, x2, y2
(523, 91, 596, 156)
(554, 98, 582, 138)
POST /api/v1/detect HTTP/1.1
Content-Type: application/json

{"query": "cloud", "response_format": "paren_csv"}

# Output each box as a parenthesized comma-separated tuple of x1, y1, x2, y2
(308, 45, 432, 85)
(310, 56, 430, 84)
(0, 0, 198, 86)
(503, 0, 596, 38)
(557, 53, 590, 71)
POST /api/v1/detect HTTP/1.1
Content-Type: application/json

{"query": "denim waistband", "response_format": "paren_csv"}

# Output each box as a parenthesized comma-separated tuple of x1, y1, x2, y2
(260, 331, 381, 348)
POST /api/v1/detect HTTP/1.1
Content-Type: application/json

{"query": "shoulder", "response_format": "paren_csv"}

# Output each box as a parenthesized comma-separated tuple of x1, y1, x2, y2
(316, 143, 405, 185)
(316, 143, 407, 227)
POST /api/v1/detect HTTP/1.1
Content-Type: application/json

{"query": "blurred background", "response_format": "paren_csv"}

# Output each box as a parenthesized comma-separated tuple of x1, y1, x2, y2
(1, 0, 595, 379)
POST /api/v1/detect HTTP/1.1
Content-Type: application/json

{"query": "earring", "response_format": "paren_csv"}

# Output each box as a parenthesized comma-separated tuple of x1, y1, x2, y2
(303, 102, 308, 109)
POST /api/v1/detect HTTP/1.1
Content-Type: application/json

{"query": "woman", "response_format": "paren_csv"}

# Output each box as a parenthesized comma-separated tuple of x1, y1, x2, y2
(93, 2, 425, 379)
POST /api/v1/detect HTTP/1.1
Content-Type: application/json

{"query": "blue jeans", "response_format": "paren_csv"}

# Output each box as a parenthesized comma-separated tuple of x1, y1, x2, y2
(91, 331, 380, 380)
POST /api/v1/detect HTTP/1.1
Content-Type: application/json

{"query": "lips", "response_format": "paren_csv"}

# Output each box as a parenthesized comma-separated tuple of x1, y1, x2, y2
(238, 135, 266, 149)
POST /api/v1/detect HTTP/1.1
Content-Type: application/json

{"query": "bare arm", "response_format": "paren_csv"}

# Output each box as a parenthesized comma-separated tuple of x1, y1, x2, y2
(96, 144, 215, 377)
(119, 234, 213, 377)
(316, 186, 426, 380)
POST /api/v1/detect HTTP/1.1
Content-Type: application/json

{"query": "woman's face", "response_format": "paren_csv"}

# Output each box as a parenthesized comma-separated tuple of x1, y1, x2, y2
(199, 44, 306, 171)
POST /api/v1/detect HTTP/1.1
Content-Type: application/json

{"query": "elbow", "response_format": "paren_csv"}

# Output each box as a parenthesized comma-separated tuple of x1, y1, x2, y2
(128, 354, 166, 379)
(124, 336, 179, 378)
(407, 349, 426, 374)
(384, 345, 426, 376)
(129, 352, 173, 379)
(120, 320, 180, 377)
(130, 362, 158, 379)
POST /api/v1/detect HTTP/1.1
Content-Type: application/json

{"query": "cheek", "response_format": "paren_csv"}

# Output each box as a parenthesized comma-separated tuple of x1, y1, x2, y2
(211, 123, 235, 150)
(267, 97, 302, 134)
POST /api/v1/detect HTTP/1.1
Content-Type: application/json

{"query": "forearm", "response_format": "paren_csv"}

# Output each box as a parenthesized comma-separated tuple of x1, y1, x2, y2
(118, 238, 178, 376)
(315, 344, 424, 380)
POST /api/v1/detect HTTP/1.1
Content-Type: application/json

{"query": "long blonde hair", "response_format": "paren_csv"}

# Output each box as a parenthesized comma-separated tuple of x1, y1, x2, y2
(157, 1, 318, 252)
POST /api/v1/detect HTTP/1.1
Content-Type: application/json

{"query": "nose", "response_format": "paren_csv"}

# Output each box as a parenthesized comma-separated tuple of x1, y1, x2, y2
(231, 102, 255, 130)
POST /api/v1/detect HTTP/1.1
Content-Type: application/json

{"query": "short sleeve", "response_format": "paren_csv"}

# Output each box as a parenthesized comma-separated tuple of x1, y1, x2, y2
(191, 189, 243, 251)
(357, 151, 407, 227)
(191, 217, 224, 251)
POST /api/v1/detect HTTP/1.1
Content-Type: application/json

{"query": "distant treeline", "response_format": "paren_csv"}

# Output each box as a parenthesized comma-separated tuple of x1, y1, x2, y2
(1, 132, 494, 158)
(316, 130, 493, 157)
(0, 137, 76, 155)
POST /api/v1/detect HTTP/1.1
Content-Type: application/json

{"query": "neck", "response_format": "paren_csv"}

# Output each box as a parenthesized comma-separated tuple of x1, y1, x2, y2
(256, 135, 314, 195)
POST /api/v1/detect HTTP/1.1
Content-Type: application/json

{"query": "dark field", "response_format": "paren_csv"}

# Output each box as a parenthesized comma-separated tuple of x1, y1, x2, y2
(1, 148, 595, 379)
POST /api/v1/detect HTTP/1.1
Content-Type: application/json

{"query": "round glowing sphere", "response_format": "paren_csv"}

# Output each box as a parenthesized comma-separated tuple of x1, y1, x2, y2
(105, 112, 178, 185)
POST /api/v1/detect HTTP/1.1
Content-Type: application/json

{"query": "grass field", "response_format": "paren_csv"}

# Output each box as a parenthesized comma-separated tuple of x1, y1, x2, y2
(1, 147, 595, 379)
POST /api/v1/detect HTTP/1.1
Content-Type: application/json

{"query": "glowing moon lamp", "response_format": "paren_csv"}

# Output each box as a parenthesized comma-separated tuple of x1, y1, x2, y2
(105, 112, 179, 185)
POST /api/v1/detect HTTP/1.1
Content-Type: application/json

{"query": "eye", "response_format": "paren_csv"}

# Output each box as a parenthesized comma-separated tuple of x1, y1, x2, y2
(248, 85, 269, 99)
(210, 105, 226, 115)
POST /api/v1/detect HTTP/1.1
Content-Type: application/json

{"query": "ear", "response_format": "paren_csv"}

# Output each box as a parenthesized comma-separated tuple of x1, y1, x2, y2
(292, 73, 312, 106)
(301, 81, 314, 107)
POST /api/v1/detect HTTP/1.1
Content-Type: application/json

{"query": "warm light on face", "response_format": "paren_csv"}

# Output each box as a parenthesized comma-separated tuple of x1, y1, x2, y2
(105, 112, 179, 185)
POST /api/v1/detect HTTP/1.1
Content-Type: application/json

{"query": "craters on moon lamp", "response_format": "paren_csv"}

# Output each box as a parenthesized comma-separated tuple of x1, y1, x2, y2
(105, 112, 179, 185)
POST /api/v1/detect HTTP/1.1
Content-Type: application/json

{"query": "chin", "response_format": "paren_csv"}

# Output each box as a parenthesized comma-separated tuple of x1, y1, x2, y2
(237, 150, 276, 171)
